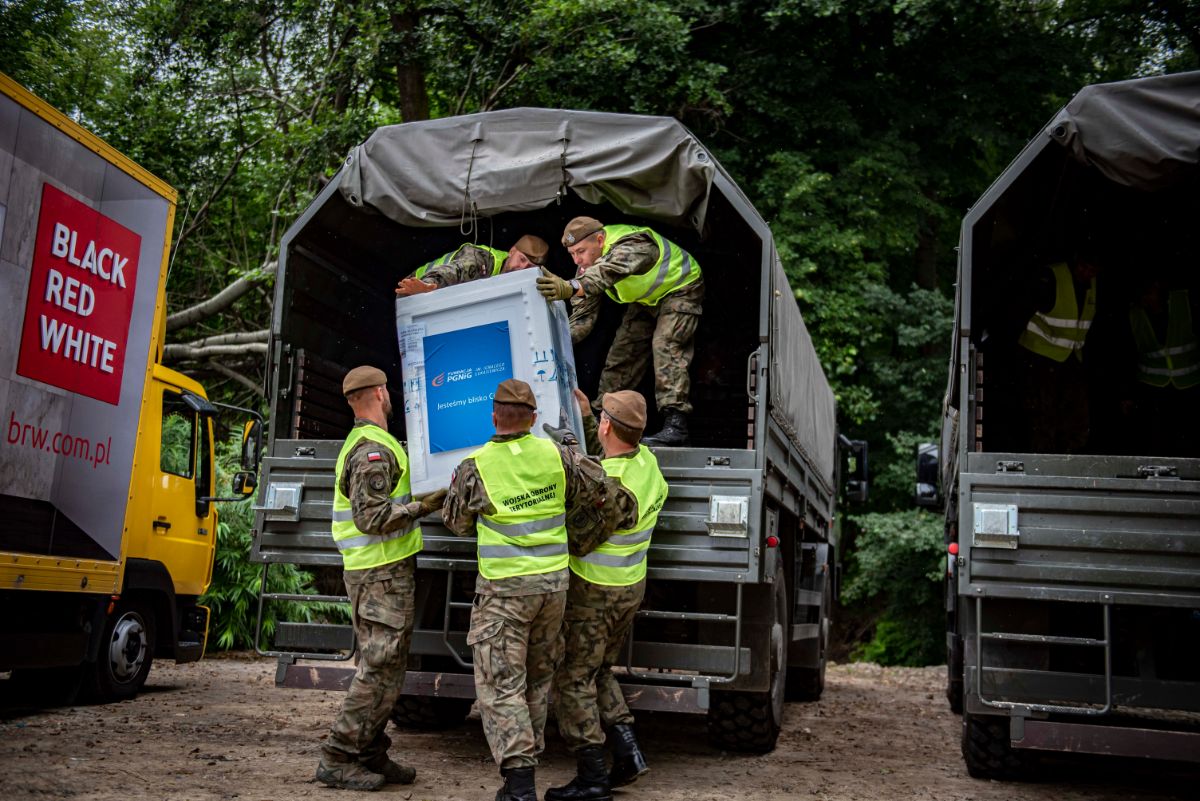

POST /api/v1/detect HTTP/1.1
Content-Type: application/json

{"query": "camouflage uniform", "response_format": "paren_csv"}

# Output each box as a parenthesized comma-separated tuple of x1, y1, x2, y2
(420, 244, 505, 288)
(570, 232, 704, 414)
(554, 418, 644, 751)
(322, 425, 426, 768)
(554, 574, 645, 751)
(442, 431, 617, 769)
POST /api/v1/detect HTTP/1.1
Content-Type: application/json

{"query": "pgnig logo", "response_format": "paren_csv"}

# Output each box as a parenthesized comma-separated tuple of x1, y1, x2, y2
(431, 372, 446, 387)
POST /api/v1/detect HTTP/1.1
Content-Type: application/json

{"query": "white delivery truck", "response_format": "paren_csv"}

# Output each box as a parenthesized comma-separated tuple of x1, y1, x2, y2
(0, 73, 260, 702)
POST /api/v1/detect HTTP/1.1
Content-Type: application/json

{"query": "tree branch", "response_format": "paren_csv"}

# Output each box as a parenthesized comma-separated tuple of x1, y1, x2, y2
(205, 359, 263, 396)
(163, 342, 269, 361)
(166, 261, 277, 332)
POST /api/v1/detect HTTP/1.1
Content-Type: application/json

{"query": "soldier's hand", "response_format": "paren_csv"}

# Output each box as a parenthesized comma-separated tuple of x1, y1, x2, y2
(572, 388, 593, 418)
(542, 422, 579, 448)
(414, 488, 448, 515)
(396, 277, 436, 297)
(536, 268, 575, 301)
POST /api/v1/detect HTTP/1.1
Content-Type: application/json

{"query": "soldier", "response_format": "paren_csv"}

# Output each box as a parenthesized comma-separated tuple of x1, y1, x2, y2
(395, 235, 550, 296)
(536, 216, 703, 447)
(315, 366, 447, 791)
(547, 389, 665, 801)
(440, 378, 614, 801)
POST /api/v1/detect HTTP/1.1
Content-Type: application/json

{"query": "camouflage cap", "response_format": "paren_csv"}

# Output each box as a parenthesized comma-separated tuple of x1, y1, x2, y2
(494, 378, 537, 409)
(602, 390, 647, 432)
(343, 365, 388, 396)
(513, 234, 549, 265)
(561, 216, 604, 247)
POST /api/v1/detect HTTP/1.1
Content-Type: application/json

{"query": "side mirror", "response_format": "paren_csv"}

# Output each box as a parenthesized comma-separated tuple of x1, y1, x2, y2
(232, 470, 258, 496)
(241, 419, 262, 471)
(840, 436, 869, 504)
(915, 442, 941, 508)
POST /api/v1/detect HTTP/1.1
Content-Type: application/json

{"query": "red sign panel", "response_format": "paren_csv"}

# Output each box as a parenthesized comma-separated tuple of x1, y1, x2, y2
(16, 184, 142, 405)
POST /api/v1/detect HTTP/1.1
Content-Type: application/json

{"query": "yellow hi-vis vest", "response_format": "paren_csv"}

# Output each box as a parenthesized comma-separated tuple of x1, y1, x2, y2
(471, 434, 568, 580)
(571, 445, 667, 586)
(414, 244, 506, 279)
(332, 425, 423, 570)
(601, 224, 701, 307)
(1130, 289, 1200, 389)
(1018, 262, 1096, 362)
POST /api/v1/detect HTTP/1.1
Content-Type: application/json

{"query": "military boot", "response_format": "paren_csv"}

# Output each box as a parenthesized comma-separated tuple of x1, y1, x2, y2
(315, 759, 386, 791)
(544, 747, 611, 801)
(607, 724, 649, 788)
(361, 754, 416, 785)
(496, 766, 538, 801)
(641, 409, 688, 447)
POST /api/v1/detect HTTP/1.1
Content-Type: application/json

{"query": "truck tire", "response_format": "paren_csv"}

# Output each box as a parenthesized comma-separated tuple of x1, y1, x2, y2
(390, 694, 472, 730)
(707, 580, 786, 753)
(84, 601, 155, 702)
(962, 712, 1034, 780)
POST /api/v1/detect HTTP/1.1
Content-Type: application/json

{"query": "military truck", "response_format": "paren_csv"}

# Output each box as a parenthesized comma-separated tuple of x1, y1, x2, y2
(251, 110, 867, 752)
(919, 72, 1200, 776)
(0, 73, 262, 702)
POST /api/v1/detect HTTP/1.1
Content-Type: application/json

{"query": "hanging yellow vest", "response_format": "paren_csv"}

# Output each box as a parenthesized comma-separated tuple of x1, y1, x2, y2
(332, 425, 423, 570)
(601, 225, 701, 307)
(1130, 289, 1199, 389)
(471, 434, 568, 579)
(414, 244, 506, 279)
(570, 445, 667, 586)
(1018, 262, 1096, 362)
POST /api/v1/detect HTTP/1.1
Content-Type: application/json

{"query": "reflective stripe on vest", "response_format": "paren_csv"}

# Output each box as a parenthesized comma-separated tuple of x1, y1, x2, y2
(471, 434, 568, 580)
(414, 244, 506, 279)
(332, 425, 423, 570)
(1130, 289, 1200, 389)
(1018, 262, 1096, 362)
(570, 444, 667, 586)
(601, 225, 701, 307)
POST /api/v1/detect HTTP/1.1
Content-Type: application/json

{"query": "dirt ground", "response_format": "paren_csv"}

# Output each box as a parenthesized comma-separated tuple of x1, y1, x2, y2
(0, 656, 1194, 801)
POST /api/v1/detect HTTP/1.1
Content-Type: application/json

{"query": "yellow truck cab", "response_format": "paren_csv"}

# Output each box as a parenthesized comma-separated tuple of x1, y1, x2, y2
(0, 73, 258, 701)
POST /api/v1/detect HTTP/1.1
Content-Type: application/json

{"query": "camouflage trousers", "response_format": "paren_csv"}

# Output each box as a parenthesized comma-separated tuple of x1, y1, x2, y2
(322, 559, 415, 765)
(553, 575, 644, 751)
(468, 590, 568, 769)
(598, 277, 703, 414)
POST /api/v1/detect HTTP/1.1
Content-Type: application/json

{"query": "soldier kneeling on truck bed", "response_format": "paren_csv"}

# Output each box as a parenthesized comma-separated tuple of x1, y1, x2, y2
(395, 235, 549, 296)
(537, 216, 703, 448)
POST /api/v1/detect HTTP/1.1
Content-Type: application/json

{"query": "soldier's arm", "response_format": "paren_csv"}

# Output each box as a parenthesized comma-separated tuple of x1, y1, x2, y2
(344, 442, 424, 536)
(576, 233, 659, 296)
(442, 458, 489, 536)
(582, 414, 602, 457)
(558, 445, 620, 556)
(613, 482, 640, 532)
(422, 245, 493, 288)
(568, 293, 602, 343)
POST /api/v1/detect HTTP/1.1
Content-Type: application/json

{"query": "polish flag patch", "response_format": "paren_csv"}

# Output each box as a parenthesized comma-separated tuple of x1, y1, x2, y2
(367, 451, 383, 462)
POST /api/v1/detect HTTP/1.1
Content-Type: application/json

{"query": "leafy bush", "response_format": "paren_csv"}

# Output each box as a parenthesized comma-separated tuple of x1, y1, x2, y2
(842, 509, 944, 666)
(201, 433, 348, 651)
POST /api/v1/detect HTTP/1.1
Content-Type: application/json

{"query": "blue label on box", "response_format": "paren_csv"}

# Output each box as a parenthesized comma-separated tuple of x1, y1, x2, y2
(424, 322, 514, 454)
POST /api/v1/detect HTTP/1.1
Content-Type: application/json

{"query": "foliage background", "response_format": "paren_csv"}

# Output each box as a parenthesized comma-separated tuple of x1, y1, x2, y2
(3, 0, 1196, 662)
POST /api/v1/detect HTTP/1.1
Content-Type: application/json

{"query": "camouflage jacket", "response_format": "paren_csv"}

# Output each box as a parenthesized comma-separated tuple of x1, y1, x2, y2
(339, 420, 425, 582)
(569, 233, 703, 342)
(420, 244, 503, 289)
(442, 431, 631, 595)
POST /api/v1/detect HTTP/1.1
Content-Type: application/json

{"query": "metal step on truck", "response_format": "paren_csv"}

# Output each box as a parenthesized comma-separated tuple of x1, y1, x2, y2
(250, 110, 867, 753)
(917, 72, 1200, 776)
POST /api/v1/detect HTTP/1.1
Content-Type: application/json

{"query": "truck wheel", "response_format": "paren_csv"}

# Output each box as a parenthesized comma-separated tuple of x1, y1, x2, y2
(707, 580, 786, 753)
(962, 712, 1033, 780)
(85, 601, 155, 702)
(390, 695, 472, 730)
